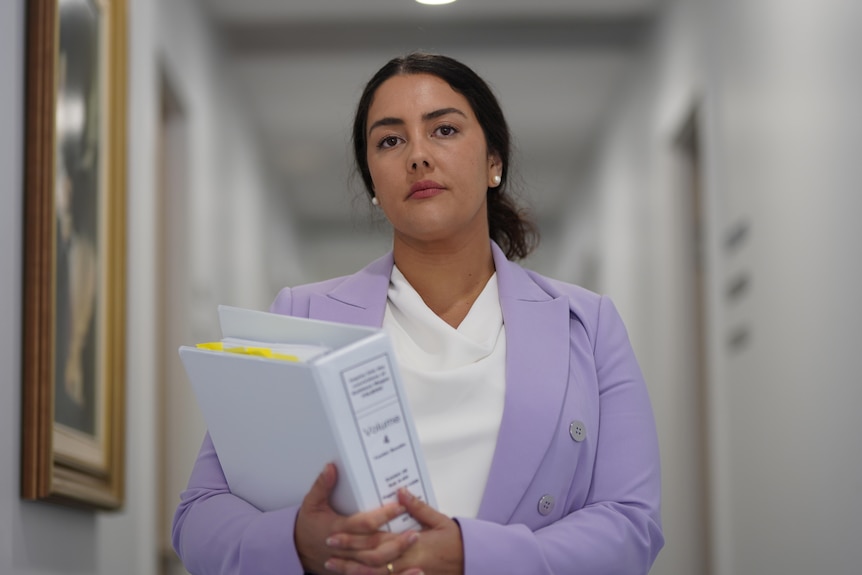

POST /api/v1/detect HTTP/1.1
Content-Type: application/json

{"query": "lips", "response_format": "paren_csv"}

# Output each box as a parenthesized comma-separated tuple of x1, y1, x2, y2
(409, 180, 445, 199)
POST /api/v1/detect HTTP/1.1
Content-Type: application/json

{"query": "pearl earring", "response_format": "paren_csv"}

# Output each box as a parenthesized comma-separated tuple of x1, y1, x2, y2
(493, 175, 501, 185)
(371, 196, 379, 206)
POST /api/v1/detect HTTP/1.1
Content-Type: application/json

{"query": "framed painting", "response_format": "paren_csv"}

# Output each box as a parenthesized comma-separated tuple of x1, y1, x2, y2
(21, 0, 127, 510)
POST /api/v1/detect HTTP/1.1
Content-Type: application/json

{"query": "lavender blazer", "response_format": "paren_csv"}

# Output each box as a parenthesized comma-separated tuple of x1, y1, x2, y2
(172, 242, 664, 574)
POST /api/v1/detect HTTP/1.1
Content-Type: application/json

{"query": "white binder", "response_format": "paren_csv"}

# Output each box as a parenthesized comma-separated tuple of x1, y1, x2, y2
(179, 305, 436, 533)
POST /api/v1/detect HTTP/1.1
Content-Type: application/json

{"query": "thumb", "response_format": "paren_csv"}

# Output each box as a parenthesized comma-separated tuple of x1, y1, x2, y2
(398, 488, 445, 528)
(303, 463, 337, 510)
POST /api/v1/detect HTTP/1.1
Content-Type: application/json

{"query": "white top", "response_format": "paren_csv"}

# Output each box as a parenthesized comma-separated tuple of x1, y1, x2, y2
(383, 266, 506, 518)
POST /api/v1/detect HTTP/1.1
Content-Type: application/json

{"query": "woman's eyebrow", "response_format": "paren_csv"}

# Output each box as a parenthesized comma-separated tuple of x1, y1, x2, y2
(368, 117, 403, 134)
(422, 107, 467, 121)
(367, 107, 468, 135)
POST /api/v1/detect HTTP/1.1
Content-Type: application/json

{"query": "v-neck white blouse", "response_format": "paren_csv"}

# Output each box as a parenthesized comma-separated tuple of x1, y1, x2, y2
(383, 266, 506, 518)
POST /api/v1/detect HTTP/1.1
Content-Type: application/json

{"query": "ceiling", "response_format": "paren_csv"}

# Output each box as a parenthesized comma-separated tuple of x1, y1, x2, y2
(197, 0, 660, 262)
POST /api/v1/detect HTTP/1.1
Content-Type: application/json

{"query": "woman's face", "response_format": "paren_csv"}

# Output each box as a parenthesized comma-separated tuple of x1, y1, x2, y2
(365, 73, 501, 248)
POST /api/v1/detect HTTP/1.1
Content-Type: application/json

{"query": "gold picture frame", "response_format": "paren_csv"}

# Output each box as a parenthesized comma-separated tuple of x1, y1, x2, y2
(21, 0, 127, 510)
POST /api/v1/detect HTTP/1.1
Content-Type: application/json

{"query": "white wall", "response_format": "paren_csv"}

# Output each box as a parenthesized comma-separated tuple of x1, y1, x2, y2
(705, 0, 862, 573)
(152, 0, 306, 570)
(562, 0, 862, 574)
(0, 0, 296, 572)
(157, 0, 301, 326)
(154, 0, 305, 571)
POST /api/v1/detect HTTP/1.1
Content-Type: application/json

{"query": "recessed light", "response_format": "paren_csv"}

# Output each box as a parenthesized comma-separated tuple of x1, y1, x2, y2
(416, 0, 457, 5)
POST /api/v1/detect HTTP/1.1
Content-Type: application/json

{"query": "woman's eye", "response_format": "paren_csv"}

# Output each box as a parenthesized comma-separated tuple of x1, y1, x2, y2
(435, 125, 458, 137)
(378, 136, 400, 149)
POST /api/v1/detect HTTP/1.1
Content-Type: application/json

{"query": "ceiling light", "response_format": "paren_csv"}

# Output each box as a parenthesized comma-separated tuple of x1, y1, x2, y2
(416, 0, 457, 5)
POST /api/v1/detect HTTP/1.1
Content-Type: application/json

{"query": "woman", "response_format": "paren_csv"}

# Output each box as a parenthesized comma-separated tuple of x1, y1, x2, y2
(173, 53, 663, 575)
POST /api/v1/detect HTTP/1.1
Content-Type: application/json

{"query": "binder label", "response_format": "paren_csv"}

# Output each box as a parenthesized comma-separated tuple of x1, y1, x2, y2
(342, 353, 429, 530)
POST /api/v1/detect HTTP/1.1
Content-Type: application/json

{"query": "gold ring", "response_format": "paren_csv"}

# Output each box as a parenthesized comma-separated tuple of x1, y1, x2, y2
(387, 563, 395, 574)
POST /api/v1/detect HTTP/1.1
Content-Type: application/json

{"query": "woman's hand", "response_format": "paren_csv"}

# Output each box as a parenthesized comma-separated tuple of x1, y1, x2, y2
(324, 488, 464, 575)
(295, 464, 421, 574)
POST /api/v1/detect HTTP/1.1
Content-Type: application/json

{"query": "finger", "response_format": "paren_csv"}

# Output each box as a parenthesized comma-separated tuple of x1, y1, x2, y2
(398, 489, 444, 528)
(351, 530, 419, 567)
(328, 530, 418, 564)
(302, 463, 337, 511)
(326, 531, 394, 552)
(339, 500, 406, 534)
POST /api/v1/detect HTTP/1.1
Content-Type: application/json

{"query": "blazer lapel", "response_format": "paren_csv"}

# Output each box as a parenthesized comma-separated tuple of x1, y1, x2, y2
(308, 252, 393, 328)
(476, 244, 571, 524)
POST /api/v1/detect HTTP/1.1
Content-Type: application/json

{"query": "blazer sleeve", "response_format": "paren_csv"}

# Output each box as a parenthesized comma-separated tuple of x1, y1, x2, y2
(456, 296, 663, 574)
(171, 288, 307, 575)
(171, 434, 306, 575)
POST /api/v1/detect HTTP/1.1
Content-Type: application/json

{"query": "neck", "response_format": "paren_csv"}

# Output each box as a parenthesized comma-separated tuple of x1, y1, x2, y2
(392, 235, 495, 328)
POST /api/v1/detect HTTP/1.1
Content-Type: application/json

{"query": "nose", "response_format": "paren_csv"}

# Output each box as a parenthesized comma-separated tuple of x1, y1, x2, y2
(406, 140, 432, 172)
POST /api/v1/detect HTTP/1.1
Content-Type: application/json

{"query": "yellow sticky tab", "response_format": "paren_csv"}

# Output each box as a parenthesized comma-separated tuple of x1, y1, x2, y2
(196, 342, 224, 351)
(196, 341, 299, 362)
(227, 346, 269, 357)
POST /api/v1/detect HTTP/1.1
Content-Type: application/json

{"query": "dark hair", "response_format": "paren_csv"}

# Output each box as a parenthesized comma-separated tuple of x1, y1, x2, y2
(352, 53, 538, 260)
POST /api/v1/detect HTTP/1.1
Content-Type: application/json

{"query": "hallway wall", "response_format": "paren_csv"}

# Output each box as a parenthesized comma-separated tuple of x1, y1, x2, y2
(0, 0, 297, 573)
(562, 0, 862, 573)
(705, 0, 862, 573)
(152, 0, 304, 570)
